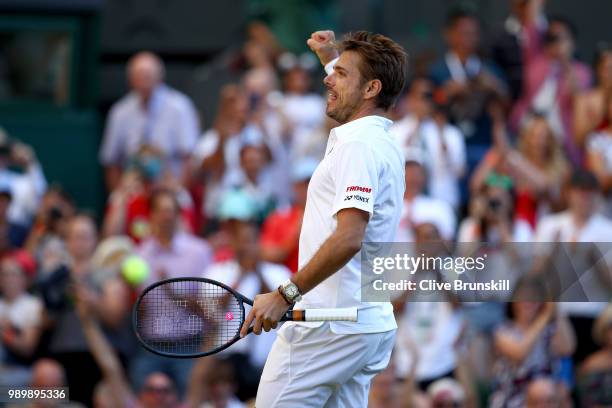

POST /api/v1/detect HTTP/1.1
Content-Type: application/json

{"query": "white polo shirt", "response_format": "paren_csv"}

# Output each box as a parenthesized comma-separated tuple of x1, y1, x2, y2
(294, 115, 405, 334)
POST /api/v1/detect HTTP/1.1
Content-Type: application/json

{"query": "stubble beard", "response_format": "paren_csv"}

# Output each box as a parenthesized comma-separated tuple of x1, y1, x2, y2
(326, 97, 361, 124)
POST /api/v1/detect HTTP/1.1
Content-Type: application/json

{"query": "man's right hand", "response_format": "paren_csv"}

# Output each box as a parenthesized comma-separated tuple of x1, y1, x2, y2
(307, 30, 339, 67)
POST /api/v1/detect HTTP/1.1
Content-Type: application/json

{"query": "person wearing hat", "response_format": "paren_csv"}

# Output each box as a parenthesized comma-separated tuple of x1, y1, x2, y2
(260, 158, 318, 273)
(577, 303, 612, 407)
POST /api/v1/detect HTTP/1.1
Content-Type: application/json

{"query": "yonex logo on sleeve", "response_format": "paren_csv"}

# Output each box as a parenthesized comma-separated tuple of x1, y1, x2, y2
(346, 186, 372, 193)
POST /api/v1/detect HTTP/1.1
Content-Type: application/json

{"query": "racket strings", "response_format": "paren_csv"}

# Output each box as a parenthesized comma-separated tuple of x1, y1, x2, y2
(135, 280, 242, 356)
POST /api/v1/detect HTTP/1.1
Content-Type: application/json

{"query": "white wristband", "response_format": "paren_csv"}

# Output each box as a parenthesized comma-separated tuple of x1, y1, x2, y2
(324, 57, 339, 76)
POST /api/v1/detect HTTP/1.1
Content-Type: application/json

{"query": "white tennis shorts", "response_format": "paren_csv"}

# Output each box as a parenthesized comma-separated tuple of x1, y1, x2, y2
(255, 322, 396, 407)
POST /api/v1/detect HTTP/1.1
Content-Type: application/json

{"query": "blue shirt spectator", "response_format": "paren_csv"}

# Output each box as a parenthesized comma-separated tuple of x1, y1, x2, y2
(99, 52, 200, 190)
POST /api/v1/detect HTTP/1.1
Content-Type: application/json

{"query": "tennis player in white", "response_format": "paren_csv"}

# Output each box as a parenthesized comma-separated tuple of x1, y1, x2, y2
(240, 30, 408, 407)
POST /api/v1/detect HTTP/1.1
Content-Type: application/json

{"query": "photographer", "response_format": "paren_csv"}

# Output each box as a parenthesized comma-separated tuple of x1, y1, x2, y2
(510, 17, 592, 165)
(459, 177, 533, 244)
(0, 131, 47, 238)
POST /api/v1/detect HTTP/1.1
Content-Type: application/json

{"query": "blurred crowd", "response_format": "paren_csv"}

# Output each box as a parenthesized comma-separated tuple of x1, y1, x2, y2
(1, 0, 612, 407)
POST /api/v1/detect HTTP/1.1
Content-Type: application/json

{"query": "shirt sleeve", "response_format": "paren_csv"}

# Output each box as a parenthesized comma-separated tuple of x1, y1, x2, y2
(99, 106, 123, 166)
(331, 141, 379, 217)
(190, 129, 220, 165)
(447, 126, 467, 176)
(176, 98, 201, 155)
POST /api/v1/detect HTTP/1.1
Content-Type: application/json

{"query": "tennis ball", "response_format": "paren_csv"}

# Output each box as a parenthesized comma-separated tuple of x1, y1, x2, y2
(121, 255, 150, 286)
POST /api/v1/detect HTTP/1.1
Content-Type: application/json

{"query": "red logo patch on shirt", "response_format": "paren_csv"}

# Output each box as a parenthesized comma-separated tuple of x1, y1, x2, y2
(346, 185, 372, 193)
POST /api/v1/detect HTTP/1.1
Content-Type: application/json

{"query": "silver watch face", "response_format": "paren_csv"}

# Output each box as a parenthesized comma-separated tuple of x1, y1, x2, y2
(285, 285, 298, 298)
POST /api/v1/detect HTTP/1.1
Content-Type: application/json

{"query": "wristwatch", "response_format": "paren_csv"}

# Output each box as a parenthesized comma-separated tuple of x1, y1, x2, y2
(278, 279, 302, 304)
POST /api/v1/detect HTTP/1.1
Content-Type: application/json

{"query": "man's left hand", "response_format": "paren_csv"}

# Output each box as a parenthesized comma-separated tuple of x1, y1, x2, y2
(240, 290, 290, 337)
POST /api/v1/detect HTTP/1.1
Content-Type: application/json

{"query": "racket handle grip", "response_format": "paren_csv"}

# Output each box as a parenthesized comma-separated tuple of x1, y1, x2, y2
(288, 308, 358, 322)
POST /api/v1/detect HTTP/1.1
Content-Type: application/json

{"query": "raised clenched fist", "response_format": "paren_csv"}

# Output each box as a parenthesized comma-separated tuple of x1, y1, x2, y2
(306, 30, 339, 66)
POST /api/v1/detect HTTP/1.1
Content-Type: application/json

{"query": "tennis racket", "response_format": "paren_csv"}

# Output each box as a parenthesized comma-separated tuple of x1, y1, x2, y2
(132, 277, 358, 358)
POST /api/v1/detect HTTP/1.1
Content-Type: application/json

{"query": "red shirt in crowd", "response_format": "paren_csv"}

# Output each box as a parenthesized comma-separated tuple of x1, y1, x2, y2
(260, 206, 303, 273)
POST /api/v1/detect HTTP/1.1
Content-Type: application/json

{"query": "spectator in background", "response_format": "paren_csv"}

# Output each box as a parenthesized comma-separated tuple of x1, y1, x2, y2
(511, 18, 592, 165)
(226, 143, 285, 224)
(131, 188, 212, 395)
(278, 63, 329, 162)
(490, 278, 575, 408)
(459, 177, 533, 243)
(0, 131, 47, 235)
(279, 65, 326, 139)
(38, 215, 128, 407)
(99, 52, 200, 191)
(136, 188, 212, 285)
(260, 158, 316, 273)
(210, 189, 260, 262)
(187, 356, 245, 408)
(102, 147, 196, 242)
(242, 68, 292, 202)
(242, 21, 284, 71)
(0, 252, 42, 387)
(492, 0, 548, 101)
(0, 187, 28, 250)
(535, 169, 612, 362)
(458, 178, 532, 350)
(75, 281, 187, 408)
(393, 218, 466, 396)
(574, 45, 612, 146)
(578, 303, 612, 407)
(9, 358, 86, 408)
(24, 185, 74, 257)
(192, 84, 287, 220)
(391, 79, 467, 210)
(204, 220, 290, 400)
(429, 9, 508, 153)
(396, 156, 456, 243)
(586, 94, 612, 216)
(390, 77, 433, 150)
(472, 113, 569, 227)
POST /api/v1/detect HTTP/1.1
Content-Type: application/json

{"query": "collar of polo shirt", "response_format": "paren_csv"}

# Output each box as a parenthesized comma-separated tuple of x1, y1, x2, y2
(331, 115, 393, 139)
(326, 115, 393, 156)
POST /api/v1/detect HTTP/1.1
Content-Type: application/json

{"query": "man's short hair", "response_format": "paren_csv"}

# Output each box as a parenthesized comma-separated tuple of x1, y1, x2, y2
(549, 16, 578, 39)
(338, 31, 408, 110)
(149, 187, 180, 213)
(445, 8, 479, 29)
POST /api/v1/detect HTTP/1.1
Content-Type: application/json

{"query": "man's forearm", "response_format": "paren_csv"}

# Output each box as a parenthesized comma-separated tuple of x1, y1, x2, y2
(292, 228, 362, 295)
